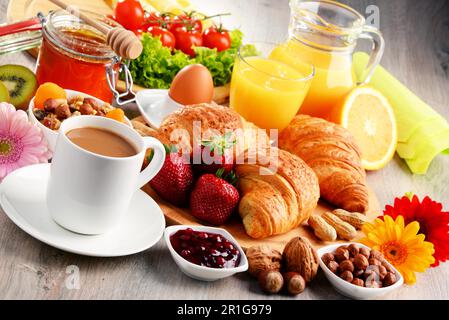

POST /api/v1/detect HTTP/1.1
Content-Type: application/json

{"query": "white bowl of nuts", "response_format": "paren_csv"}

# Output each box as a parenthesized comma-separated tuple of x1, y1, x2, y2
(28, 89, 132, 152)
(318, 243, 403, 300)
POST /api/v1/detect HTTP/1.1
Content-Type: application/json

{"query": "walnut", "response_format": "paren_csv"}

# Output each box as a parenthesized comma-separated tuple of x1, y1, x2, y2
(283, 236, 319, 282)
(246, 245, 282, 277)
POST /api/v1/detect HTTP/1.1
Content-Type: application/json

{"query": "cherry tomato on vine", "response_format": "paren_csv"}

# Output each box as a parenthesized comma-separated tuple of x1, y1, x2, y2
(168, 13, 202, 34)
(114, 0, 145, 30)
(174, 27, 203, 56)
(202, 26, 231, 52)
(141, 11, 164, 30)
(147, 26, 176, 50)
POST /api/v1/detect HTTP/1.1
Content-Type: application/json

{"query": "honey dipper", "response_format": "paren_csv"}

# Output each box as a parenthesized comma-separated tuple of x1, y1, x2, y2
(48, 0, 143, 59)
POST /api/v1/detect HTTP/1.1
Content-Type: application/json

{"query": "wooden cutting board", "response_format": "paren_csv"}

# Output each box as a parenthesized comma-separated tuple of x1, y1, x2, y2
(142, 184, 380, 251)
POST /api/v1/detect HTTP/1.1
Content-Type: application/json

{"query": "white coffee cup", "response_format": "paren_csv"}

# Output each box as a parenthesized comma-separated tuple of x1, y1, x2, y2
(47, 116, 165, 235)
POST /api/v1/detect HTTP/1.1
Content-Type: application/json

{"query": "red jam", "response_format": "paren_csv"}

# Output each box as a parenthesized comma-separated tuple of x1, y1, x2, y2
(170, 228, 241, 269)
(36, 28, 118, 103)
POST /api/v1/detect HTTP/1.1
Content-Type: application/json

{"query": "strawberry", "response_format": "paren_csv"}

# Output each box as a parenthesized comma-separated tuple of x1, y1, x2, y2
(190, 169, 240, 225)
(193, 132, 236, 175)
(149, 145, 194, 207)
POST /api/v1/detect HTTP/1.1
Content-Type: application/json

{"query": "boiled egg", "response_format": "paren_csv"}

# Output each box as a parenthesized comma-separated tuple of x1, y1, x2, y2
(169, 64, 214, 105)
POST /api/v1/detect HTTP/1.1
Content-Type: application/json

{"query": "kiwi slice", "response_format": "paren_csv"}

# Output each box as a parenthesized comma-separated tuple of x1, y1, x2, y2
(0, 65, 37, 110)
(0, 81, 10, 103)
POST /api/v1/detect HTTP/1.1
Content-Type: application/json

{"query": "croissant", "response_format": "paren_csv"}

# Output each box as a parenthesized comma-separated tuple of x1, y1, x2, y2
(236, 148, 320, 239)
(156, 103, 269, 156)
(279, 115, 369, 213)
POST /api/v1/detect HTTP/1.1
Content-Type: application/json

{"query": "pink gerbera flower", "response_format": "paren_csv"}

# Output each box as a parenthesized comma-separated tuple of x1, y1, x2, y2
(0, 102, 51, 181)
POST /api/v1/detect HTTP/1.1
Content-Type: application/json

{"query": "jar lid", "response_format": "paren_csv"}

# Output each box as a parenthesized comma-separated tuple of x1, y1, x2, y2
(43, 10, 118, 62)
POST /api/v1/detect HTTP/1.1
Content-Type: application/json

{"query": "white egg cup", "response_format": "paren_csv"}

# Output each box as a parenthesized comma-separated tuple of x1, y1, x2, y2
(135, 89, 183, 128)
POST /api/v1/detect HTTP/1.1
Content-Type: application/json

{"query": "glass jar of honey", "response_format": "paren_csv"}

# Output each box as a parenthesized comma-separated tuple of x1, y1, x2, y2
(35, 10, 120, 103)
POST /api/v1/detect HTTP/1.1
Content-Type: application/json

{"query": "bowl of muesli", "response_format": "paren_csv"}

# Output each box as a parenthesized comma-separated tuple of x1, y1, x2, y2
(28, 89, 132, 152)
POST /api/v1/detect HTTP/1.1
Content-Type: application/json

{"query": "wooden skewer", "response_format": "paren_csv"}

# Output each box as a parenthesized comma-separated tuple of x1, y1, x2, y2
(48, 0, 143, 59)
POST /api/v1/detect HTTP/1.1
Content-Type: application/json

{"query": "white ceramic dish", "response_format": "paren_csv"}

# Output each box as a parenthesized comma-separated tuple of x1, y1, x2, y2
(317, 243, 404, 300)
(28, 89, 132, 152)
(164, 225, 248, 281)
(135, 89, 182, 128)
(0, 164, 166, 257)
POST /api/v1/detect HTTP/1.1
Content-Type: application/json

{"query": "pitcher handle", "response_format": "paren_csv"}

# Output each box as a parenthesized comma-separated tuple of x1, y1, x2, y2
(357, 25, 385, 84)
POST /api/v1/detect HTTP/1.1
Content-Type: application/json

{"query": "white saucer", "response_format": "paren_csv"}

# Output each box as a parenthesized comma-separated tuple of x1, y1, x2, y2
(0, 164, 165, 257)
(135, 89, 182, 128)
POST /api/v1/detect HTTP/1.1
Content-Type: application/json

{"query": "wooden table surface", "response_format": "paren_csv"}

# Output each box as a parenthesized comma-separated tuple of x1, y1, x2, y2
(0, 0, 448, 300)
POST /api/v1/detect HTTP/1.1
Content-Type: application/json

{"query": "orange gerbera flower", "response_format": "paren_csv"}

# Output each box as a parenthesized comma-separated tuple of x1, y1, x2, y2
(360, 215, 435, 285)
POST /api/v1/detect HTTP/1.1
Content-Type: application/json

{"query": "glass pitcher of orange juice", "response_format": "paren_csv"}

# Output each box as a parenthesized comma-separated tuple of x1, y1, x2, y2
(270, 0, 385, 119)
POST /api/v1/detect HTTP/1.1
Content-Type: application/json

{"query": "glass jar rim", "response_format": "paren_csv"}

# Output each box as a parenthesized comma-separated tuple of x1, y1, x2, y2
(290, 0, 366, 35)
(43, 10, 118, 62)
(237, 42, 315, 82)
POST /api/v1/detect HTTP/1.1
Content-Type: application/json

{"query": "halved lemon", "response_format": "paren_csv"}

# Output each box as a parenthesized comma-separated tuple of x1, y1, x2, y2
(330, 86, 398, 171)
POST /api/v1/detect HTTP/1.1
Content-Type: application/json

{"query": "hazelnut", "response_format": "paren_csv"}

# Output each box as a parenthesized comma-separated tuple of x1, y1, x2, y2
(321, 253, 335, 265)
(348, 244, 359, 257)
(354, 254, 369, 270)
(369, 258, 382, 267)
(364, 269, 380, 281)
(352, 278, 364, 287)
(383, 273, 397, 287)
(246, 245, 282, 277)
(365, 278, 382, 288)
(335, 247, 349, 262)
(359, 247, 370, 258)
(340, 270, 353, 283)
(258, 271, 284, 294)
(353, 269, 364, 278)
(55, 103, 71, 120)
(370, 250, 384, 261)
(283, 272, 306, 296)
(382, 261, 394, 273)
(44, 98, 60, 112)
(378, 265, 388, 280)
(83, 97, 100, 110)
(327, 261, 339, 274)
(80, 103, 95, 115)
(339, 260, 354, 273)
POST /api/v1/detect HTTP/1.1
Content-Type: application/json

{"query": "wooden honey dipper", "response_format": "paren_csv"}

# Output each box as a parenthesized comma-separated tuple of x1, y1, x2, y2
(48, 0, 143, 59)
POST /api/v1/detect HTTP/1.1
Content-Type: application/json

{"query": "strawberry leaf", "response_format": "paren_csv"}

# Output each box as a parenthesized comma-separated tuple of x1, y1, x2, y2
(215, 167, 225, 179)
(163, 144, 178, 154)
(215, 168, 238, 186)
(201, 132, 236, 156)
(146, 149, 154, 163)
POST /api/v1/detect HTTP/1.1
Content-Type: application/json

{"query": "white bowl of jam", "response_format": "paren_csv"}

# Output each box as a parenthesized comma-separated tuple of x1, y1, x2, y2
(164, 225, 248, 281)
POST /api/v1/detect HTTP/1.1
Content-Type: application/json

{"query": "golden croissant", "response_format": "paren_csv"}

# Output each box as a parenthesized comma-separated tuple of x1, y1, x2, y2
(157, 103, 269, 156)
(236, 148, 320, 239)
(279, 115, 369, 213)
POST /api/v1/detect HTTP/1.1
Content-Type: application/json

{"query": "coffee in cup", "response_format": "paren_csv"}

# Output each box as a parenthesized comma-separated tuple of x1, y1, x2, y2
(47, 116, 165, 235)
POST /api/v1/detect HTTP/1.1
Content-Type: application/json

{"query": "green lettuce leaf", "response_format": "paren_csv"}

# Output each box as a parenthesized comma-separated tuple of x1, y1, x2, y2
(125, 30, 257, 89)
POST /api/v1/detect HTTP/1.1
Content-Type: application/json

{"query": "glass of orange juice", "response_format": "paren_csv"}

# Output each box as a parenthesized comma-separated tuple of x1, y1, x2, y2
(230, 42, 314, 132)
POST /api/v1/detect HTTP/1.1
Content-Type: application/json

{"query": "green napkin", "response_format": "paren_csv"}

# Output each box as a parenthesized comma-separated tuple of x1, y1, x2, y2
(353, 52, 449, 174)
